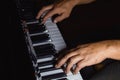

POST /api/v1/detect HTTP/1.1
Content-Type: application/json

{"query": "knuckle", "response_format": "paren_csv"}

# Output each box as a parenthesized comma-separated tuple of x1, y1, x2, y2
(55, 7, 61, 10)
(54, 8, 62, 14)
(69, 57, 74, 63)
(64, 55, 69, 59)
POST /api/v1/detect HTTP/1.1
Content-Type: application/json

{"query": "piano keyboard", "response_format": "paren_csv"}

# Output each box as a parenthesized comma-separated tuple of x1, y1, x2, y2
(22, 18, 83, 80)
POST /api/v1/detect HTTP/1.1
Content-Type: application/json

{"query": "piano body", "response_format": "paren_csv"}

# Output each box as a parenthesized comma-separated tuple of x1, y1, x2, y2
(15, 0, 83, 80)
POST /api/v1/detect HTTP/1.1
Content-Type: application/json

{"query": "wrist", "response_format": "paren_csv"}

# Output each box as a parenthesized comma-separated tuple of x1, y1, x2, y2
(107, 45, 120, 60)
(73, 0, 96, 5)
(68, 0, 80, 7)
(104, 40, 120, 60)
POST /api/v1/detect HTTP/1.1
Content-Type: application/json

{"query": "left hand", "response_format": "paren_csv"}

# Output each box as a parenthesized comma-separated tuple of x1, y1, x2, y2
(55, 41, 112, 74)
(36, 0, 77, 23)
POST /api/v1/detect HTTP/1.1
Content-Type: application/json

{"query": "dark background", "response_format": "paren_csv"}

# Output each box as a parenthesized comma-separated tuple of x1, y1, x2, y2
(57, 0, 120, 48)
(3, 0, 120, 80)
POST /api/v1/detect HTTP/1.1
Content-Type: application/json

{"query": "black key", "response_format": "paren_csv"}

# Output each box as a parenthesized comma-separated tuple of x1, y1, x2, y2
(35, 49, 56, 54)
(40, 67, 61, 73)
(35, 44, 55, 50)
(31, 34, 50, 44)
(30, 53, 37, 63)
(27, 23, 46, 34)
(58, 78, 68, 80)
(25, 19, 37, 23)
(42, 73, 67, 80)
(34, 44, 55, 52)
(34, 50, 56, 57)
(34, 44, 56, 57)
(37, 54, 53, 60)
(36, 51, 56, 58)
(38, 60, 55, 68)
(38, 17, 43, 23)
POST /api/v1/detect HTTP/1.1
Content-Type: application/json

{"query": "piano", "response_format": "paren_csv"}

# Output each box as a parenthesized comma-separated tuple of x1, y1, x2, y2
(15, 0, 83, 80)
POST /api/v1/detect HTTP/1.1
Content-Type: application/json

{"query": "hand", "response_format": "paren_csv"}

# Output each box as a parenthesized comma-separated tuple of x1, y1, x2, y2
(55, 40, 114, 74)
(36, 0, 77, 23)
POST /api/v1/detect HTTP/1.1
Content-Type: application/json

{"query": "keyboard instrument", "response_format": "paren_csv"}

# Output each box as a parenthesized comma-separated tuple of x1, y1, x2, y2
(16, 0, 83, 79)
(22, 18, 83, 80)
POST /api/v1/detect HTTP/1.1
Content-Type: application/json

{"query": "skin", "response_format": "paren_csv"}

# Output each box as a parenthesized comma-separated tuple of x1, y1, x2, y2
(36, 0, 95, 23)
(55, 40, 120, 74)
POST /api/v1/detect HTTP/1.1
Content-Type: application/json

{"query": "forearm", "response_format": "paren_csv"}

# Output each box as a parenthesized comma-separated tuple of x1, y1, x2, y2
(70, 0, 96, 6)
(105, 40, 120, 60)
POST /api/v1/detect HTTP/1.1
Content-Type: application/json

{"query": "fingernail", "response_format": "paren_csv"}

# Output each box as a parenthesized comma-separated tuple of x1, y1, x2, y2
(65, 71, 67, 74)
(36, 16, 39, 19)
(36, 15, 40, 19)
(73, 71, 78, 75)
(73, 72, 76, 75)
(66, 70, 70, 74)
(55, 64, 59, 68)
(41, 20, 45, 24)
(41, 21, 44, 24)
(54, 20, 57, 23)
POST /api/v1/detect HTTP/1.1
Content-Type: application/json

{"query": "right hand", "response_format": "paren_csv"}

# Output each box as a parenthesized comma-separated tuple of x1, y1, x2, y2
(36, 0, 77, 23)
(55, 40, 114, 74)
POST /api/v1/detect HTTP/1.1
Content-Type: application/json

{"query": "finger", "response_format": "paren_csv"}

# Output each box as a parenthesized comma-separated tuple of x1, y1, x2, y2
(65, 55, 83, 74)
(53, 13, 69, 23)
(74, 60, 89, 74)
(42, 9, 62, 23)
(36, 5, 53, 19)
(55, 52, 78, 68)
